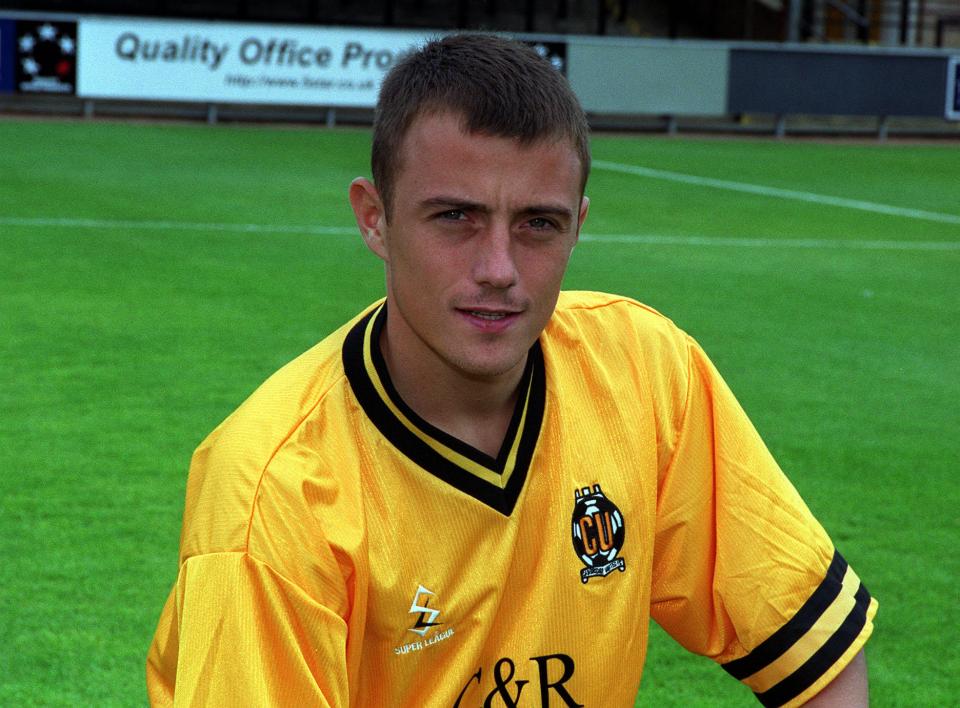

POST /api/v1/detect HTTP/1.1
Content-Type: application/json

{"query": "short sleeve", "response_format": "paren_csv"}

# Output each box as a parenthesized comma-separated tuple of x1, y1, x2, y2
(146, 552, 349, 707)
(650, 336, 877, 707)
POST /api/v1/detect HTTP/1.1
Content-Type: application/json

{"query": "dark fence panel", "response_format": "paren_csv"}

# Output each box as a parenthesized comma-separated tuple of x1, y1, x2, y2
(728, 47, 949, 117)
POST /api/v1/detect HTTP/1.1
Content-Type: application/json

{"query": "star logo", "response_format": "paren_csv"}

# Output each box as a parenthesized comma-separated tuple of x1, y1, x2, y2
(523, 39, 567, 75)
(15, 20, 77, 93)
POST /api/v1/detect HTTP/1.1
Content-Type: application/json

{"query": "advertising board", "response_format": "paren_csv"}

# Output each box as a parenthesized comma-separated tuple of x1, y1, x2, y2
(0, 19, 13, 93)
(16, 19, 77, 94)
(1, 18, 77, 94)
(77, 18, 431, 107)
(947, 56, 960, 120)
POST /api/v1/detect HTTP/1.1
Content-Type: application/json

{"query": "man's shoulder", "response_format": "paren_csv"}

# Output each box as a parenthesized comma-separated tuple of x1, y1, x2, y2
(208, 303, 377, 454)
(177, 303, 379, 558)
(547, 290, 695, 401)
(550, 290, 686, 348)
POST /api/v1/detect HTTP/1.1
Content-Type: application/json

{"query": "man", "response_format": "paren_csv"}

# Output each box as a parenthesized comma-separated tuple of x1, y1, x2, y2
(147, 34, 876, 706)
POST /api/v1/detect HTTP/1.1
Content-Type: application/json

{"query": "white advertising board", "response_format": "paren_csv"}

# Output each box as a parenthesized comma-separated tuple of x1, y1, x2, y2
(77, 17, 432, 106)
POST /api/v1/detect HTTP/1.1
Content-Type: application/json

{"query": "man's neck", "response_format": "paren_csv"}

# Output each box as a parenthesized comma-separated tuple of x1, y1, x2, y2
(378, 327, 526, 459)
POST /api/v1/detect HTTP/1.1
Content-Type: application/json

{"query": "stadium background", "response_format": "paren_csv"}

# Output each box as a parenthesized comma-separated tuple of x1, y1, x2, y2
(1, 2, 959, 705)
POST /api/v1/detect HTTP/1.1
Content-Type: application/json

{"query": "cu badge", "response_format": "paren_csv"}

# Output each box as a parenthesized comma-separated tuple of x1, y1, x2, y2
(572, 484, 626, 583)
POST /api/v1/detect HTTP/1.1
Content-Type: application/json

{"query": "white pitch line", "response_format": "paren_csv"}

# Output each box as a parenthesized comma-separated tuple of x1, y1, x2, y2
(593, 159, 960, 226)
(0, 216, 357, 236)
(578, 233, 960, 251)
(2, 215, 958, 251)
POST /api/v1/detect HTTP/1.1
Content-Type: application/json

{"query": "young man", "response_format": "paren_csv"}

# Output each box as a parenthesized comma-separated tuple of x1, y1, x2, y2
(147, 34, 876, 706)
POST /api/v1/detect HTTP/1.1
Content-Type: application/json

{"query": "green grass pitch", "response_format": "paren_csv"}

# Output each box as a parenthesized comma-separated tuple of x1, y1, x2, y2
(1, 118, 958, 705)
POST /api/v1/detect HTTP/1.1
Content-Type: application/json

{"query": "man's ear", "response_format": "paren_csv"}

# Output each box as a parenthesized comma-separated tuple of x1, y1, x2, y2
(349, 177, 388, 260)
(574, 195, 590, 245)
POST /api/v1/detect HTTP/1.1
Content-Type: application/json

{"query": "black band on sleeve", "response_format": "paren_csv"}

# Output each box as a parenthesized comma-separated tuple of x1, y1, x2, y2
(722, 550, 848, 681)
(755, 582, 872, 707)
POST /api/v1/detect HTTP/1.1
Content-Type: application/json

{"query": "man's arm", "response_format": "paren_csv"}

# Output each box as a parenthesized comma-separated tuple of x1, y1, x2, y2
(147, 552, 348, 707)
(648, 333, 877, 705)
(805, 650, 869, 707)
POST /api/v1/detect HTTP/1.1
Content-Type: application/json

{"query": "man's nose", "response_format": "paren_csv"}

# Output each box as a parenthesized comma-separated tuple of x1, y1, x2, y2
(472, 225, 518, 290)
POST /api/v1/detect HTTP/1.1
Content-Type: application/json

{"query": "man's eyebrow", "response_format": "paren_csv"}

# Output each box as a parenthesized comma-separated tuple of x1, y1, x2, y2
(419, 196, 490, 213)
(518, 204, 574, 221)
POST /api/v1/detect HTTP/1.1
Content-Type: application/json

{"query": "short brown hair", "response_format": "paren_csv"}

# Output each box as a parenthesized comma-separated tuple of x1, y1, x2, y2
(371, 33, 591, 219)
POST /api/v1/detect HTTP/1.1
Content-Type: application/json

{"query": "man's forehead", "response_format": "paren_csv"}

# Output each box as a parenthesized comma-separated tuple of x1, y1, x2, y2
(400, 108, 574, 154)
(396, 110, 579, 176)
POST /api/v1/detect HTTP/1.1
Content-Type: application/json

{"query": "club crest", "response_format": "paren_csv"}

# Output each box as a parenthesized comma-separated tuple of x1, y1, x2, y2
(571, 484, 626, 583)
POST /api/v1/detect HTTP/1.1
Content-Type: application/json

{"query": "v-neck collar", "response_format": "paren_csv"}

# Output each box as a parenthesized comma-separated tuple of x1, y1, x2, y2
(342, 303, 545, 516)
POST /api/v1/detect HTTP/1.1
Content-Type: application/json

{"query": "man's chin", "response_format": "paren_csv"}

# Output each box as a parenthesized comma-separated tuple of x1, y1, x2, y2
(449, 351, 529, 383)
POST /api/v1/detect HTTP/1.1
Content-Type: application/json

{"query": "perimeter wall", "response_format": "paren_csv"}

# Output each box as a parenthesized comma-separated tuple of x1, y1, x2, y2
(1, 12, 958, 133)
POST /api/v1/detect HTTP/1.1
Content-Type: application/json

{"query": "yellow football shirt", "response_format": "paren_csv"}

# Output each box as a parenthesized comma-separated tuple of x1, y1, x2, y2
(147, 291, 877, 707)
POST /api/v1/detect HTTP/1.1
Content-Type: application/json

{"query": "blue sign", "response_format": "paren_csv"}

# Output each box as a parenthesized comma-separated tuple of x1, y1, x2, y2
(0, 19, 15, 93)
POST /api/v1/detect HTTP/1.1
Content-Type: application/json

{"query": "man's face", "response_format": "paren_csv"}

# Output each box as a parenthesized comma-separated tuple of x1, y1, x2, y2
(350, 110, 589, 383)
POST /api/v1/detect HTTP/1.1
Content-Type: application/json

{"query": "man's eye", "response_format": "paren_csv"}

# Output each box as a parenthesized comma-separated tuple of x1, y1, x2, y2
(438, 209, 466, 221)
(528, 217, 556, 230)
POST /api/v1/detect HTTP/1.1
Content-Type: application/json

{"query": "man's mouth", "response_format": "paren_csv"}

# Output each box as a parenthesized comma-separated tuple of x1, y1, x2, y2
(456, 307, 523, 330)
(466, 310, 509, 320)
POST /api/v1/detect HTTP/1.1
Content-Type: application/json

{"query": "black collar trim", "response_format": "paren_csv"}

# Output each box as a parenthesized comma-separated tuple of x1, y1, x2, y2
(342, 303, 544, 516)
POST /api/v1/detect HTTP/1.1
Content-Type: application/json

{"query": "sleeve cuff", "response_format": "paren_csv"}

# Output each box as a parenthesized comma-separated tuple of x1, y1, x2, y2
(721, 550, 878, 707)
